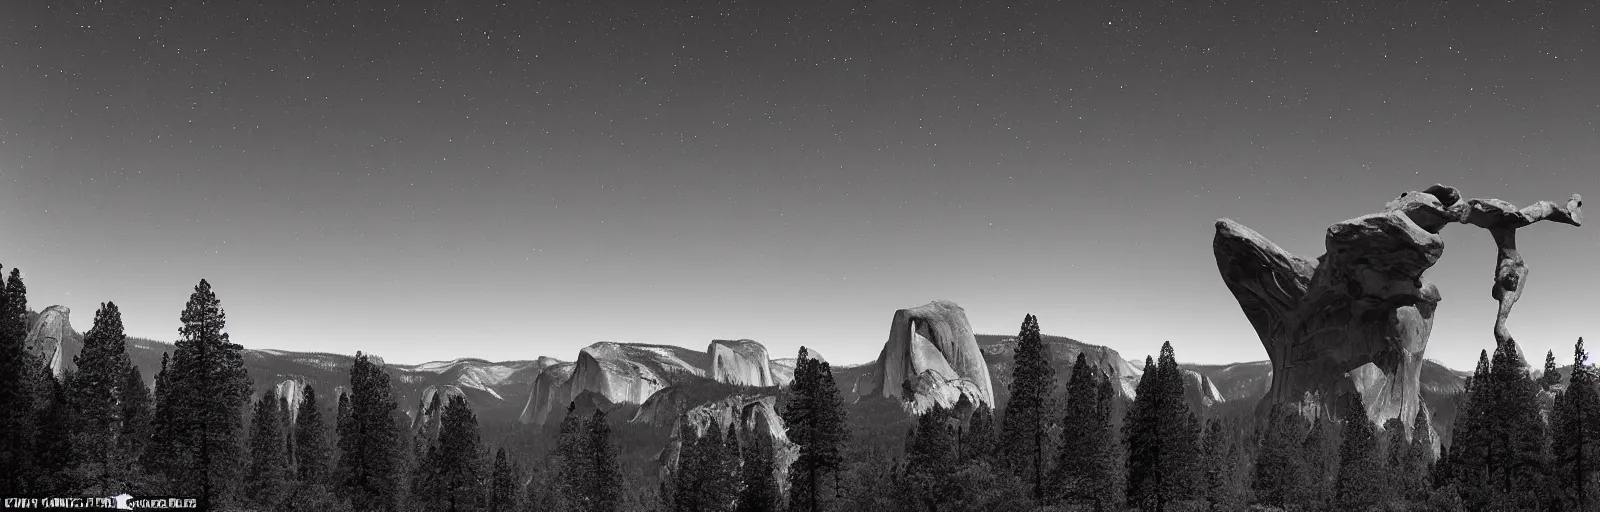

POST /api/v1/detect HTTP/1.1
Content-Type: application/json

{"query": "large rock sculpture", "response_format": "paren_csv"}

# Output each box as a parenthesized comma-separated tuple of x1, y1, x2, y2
(861, 300, 994, 413)
(25, 305, 76, 378)
(1214, 184, 1582, 435)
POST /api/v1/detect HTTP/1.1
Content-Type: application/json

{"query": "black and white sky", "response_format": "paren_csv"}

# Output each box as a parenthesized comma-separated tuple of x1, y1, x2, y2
(2, 1, 1595, 370)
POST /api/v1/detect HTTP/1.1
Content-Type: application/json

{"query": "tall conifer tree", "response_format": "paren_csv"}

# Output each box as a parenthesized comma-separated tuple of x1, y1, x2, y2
(1054, 353, 1115, 509)
(997, 314, 1055, 500)
(0, 266, 36, 492)
(68, 302, 134, 493)
(337, 352, 404, 512)
(247, 389, 291, 507)
(489, 447, 521, 512)
(146, 280, 252, 506)
(1553, 337, 1600, 510)
(904, 404, 957, 511)
(295, 385, 331, 485)
(1124, 342, 1201, 512)
(782, 347, 849, 512)
(414, 395, 487, 512)
(735, 430, 780, 512)
(1334, 393, 1383, 511)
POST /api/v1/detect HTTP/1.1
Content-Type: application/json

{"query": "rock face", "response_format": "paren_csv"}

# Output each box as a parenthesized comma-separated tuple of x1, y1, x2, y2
(274, 378, 306, 424)
(861, 300, 994, 413)
(1213, 185, 1581, 440)
(519, 342, 707, 426)
(411, 384, 467, 439)
(25, 306, 75, 378)
(708, 339, 777, 387)
(657, 394, 798, 496)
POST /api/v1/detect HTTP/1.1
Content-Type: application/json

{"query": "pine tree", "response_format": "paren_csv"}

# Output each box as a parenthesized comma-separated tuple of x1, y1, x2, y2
(964, 402, 997, 462)
(28, 364, 76, 494)
(0, 266, 37, 492)
(556, 402, 592, 509)
(1404, 407, 1435, 502)
(116, 361, 153, 478)
(280, 392, 296, 470)
(415, 395, 487, 512)
(67, 302, 136, 493)
(1334, 393, 1383, 511)
(295, 385, 331, 485)
(1252, 403, 1307, 508)
(1382, 416, 1410, 503)
(735, 430, 780, 512)
(146, 280, 253, 506)
(720, 421, 742, 509)
(1540, 349, 1564, 391)
(247, 389, 291, 507)
(585, 409, 623, 512)
(1448, 350, 1493, 498)
(1053, 353, 1115, 510)
(1485, 339, 1549, 500)
(1553, 337, 1600, 510)
(1199, 420, 1233, 512)
(337, 351, 404, 512)
(904, 404, 958, 511)
(782, 346, 850, 512)
(141, 352, 172, 479)
(1298, 415, 1338, 507)
(1124, 342, 1202, 512)
(996, 314, 1056, 500)
(489, 448, 521, 512)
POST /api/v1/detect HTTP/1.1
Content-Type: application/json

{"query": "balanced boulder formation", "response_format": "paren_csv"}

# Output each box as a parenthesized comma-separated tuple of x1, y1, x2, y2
(1214, 184, 1582, 440)
(860, 300, 994, 413)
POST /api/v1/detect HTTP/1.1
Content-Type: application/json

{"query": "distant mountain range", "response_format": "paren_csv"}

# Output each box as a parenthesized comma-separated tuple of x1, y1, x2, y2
(25, 302, 1476, 449)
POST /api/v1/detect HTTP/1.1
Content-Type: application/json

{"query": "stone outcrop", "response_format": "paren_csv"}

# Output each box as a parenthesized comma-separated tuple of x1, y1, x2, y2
(1213, 184, 1582, 443)
(708, 339, 777, 387)
(657, 394, 798, 496)
(519, 342, 707, 426)
(25, 306, 75, 378)
(410, 384, 467, 439)
(274, 378, 306, 424)
(861, 300, 994, 413)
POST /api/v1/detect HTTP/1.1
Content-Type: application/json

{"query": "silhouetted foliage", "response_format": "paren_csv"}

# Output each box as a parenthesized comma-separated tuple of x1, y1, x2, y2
(247, 388, 292, 507)
(781, 346, 849, 512)
(0, 266, 37, 492)
(337, 351, 404, 512)
(997, 314, 1056, 500)
(1124, 342, 1201, 512)
(145, 280, 252, 507)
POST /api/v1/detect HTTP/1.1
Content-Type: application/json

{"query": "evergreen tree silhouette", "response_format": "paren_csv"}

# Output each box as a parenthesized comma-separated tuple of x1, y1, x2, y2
(247, 388, 291, 507)
(146, 280, 252, 506)
(997, 314, 1055, 500)
(67, 302, 133, 493)
(1553, 337, 1600, 510)
(0, 266, 37, 492)
(782, 346, 849, 512)
(337, 351, 404, 512)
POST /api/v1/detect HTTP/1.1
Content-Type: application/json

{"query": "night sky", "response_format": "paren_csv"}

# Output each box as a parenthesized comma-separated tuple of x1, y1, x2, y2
(2, 1, 1595, 370)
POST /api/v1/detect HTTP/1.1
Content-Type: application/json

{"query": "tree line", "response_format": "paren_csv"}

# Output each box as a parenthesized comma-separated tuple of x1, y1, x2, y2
(4, 262, 1600, 511)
